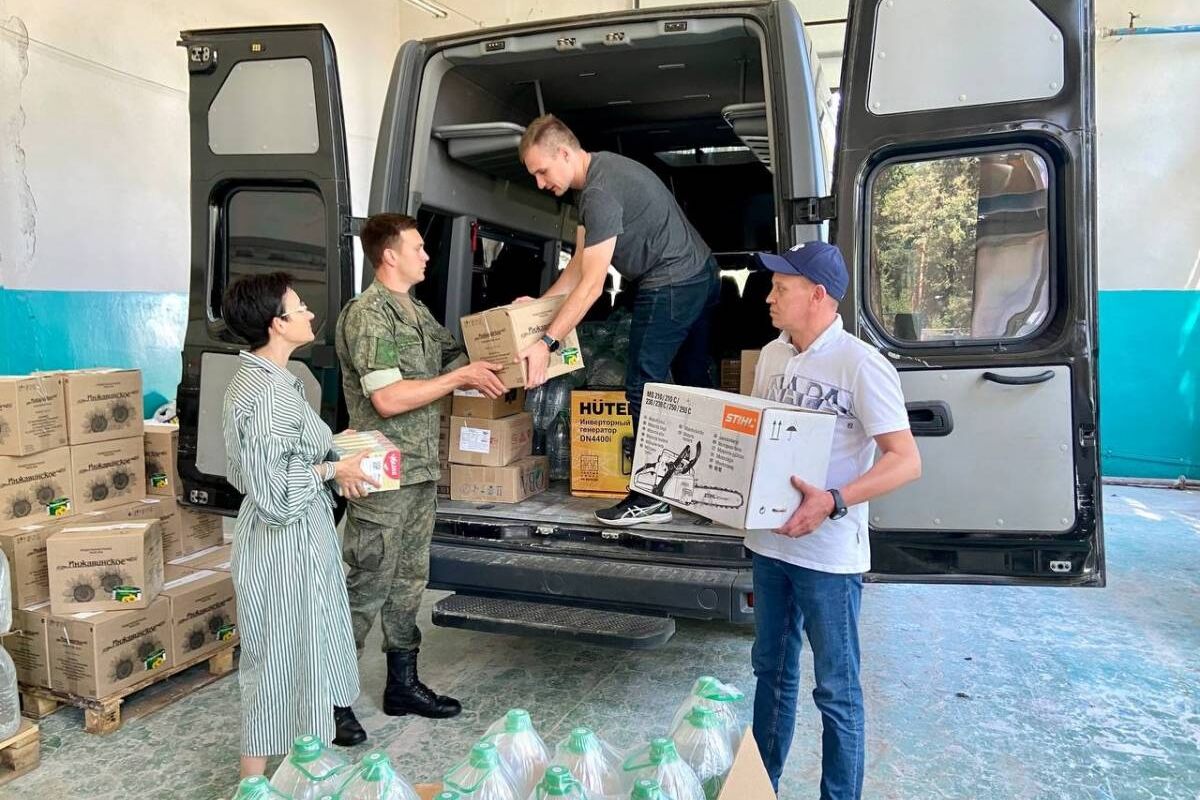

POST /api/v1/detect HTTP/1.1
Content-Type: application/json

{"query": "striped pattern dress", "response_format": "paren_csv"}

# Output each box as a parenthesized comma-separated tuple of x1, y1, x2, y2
(222, 351, 360, 757)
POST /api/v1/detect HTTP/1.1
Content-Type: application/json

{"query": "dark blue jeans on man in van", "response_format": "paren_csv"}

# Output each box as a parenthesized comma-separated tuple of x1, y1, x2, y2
(751, 552, 865, 799)
(624, 258, 720, 432)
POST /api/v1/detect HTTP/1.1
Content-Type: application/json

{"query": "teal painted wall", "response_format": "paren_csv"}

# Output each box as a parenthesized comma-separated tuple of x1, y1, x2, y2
(0, 287, 1196, 479)
(0, 288, 186, 418)
(1098, 290, 1200, 479)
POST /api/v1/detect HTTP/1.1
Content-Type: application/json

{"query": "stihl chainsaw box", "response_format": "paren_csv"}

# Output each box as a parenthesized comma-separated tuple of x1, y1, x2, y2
(632, 384, 836, 531)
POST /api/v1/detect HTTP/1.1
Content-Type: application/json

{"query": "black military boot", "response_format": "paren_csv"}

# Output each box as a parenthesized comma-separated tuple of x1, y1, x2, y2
(332, 705, 367, 746)
(382, 649, 462, 719)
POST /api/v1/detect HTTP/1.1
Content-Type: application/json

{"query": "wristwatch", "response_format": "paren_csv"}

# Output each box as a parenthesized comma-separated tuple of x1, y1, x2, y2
(828, 488, 848, 520)
(541, 334, 561, 353)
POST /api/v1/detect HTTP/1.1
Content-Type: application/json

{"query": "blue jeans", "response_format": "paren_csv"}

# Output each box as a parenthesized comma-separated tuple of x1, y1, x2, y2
(625, 259, 720, 433)
(751, 552, 865, 799)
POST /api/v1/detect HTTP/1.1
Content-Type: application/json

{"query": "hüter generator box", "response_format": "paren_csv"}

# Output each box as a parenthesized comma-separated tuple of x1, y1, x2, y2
(631, 384, 835, 531)
(47, 595, 171, 699)
(160, 568, 238, 666)
(143, 421, 179, 496)
(460, 296, 584, 390)
(46, 521, 164, 615)
(569, 390, 634, 498)
(331, 429, 404, 495)
(69, 437, 146, 514)
(59, 369, 143, 446)
(0, 374, 67, 456)
(0, 446, 74, 530)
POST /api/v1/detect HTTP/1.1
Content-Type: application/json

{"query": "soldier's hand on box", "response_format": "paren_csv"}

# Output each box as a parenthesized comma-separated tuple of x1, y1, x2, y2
(457, 361, 507, 398)
(774, 476, 834, 538)
(518, 340, 551, 389)
(334, 450, 380, 499)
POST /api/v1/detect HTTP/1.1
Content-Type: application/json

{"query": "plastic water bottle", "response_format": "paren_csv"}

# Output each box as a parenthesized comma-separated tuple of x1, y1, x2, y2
(336, 752, 420, 800)
(232, 776, 291, 799)
(670, 708, 732, 800)
(483, 709, 550, 798)
(552, 727, 624, 800)
(0, 648, 18, 739)
(669, 677, 744, 755)
(529, 765, 588, 799)
(0, 549, 12, 633)
(629, 779, 671, 800)
(434, 793, 463, 800)
(548, 412, 571, 481)
(270, 734, 353, 799)
(443, 741, 520, 800)
(620, 739, 703, 800)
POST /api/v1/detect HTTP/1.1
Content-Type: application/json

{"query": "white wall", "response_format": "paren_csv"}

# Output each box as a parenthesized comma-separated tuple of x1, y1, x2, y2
(1095, 0, 1200, 291)
(0, 0, 401, 294)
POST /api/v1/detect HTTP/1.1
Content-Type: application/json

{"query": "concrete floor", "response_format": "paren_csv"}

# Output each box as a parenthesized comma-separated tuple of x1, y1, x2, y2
(6, 484, 1198, 799)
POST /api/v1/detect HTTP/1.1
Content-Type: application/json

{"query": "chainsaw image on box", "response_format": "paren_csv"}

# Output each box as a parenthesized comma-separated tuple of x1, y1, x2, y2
(631, 441, 745, 510)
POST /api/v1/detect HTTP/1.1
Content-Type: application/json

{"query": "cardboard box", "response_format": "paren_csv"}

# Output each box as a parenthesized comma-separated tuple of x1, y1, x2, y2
(740, 350, 761, 396)
(460, 296, 584, 389)
(451, 388, 526, 420)
(47, 595, 171, 699)
(143, 422, 178, 496)
(0, 521, 62, 608)
(0, 374, 68, 456)
(59, 369, 143, 445)
(160, 569, 238, 666)
(450, 456, 548, 503)
(716, 728, 777, 800)
(330, 430, 403, 495)
(47, 521, 164, 614)
(4, 601, 53, 688)
(0, 446, 74, 530)
(179, 505, 224, 556)
(74, 497, 222, 560)
(69, 436, 146, 514)
(448, 413, 533, 468)
(169, 543, 232, 572)
(631, 384, 835, 530)
(569, 390, 634, 498)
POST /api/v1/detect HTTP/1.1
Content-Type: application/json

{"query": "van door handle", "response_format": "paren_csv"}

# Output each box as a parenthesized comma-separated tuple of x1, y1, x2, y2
(906, 401, 953, 437)
(982, 370, 1055, 386)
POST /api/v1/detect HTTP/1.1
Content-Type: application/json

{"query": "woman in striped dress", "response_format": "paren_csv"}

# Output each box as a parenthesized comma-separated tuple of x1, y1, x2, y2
(221, 272, 378, 778)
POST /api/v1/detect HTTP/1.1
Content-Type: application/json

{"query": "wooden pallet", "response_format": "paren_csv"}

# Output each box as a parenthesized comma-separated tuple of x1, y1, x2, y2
(19, 644, 237, 735)
(0, 719, 40, 786)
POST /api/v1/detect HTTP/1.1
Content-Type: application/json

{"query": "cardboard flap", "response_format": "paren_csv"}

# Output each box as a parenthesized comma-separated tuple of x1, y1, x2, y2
(717, 728, 777, 800)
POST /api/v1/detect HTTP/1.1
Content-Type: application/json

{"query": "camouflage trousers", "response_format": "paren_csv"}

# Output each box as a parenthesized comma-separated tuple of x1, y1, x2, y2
(343, 481, 437, 653)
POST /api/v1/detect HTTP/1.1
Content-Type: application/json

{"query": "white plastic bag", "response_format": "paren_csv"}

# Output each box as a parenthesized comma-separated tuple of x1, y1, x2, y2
(484, 709, 551, 798)
(620, 738, 704, 800)
(551, 727, 624, 800)
(671, 707, 733, 800)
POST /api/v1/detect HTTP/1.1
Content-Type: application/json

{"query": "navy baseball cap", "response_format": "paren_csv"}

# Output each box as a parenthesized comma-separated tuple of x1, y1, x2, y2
(752, 241, 848, 301)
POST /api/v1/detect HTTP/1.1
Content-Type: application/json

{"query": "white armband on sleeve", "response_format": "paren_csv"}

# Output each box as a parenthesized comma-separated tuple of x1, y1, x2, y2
(361, 368, 404, 396)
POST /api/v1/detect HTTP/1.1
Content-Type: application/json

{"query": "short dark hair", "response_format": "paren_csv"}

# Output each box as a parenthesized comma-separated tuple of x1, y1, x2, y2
(360, 213, 418, 269)
(222, 272, 292, 349)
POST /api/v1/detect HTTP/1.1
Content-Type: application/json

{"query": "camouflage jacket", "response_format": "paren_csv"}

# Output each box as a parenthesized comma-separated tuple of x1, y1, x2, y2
(335, 280, 465, 503)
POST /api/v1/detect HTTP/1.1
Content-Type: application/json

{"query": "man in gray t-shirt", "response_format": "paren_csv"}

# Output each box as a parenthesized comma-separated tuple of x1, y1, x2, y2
(518, 114, 720, 527)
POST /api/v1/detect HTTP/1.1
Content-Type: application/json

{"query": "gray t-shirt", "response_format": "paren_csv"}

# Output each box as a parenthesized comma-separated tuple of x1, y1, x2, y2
(578, 151, 712, 289)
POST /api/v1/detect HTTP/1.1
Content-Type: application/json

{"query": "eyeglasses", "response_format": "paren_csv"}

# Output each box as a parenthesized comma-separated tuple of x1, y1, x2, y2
(278, 302, 309, 319)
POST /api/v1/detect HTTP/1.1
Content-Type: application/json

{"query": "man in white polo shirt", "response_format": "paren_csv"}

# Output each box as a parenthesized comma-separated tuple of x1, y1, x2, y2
(747, 241, 922, 798)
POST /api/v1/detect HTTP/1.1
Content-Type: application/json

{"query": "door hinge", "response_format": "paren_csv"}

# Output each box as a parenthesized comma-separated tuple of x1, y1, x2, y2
(1078, 425, 1096, 448)
(345, 216, 367, 236)
(792, 196, 837, 224)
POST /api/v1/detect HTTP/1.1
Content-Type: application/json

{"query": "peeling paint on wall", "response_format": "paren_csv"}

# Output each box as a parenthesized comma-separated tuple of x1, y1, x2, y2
(0, 8, 38, 285)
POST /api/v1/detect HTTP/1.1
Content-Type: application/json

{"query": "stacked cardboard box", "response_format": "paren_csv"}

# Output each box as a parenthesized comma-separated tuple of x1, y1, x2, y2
(0, 374, 72, 529)
(57, 369, 147, 516)
(447, 388, 546, 503)
(459, 296, 584, 390)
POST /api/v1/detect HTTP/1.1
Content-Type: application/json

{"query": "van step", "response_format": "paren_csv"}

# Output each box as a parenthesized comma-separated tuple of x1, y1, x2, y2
(432, 594, 676, 649)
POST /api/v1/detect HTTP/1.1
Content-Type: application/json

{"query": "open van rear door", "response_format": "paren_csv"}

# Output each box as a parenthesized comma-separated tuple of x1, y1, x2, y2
(175, 25, 353, 512)
(831, 0, 1102, 584)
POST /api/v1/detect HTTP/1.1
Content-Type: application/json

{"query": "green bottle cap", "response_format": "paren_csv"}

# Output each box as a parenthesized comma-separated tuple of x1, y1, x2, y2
(631, 778, 665, 800)
(434, 793, 462, 800)
(538, 765, 578, 796)
(649, 738, 680, 765)
(360, 751, 394, 782)
(470, 741, 500, 770)
(505, 708, 533, 733)
(694, 676, 744, 703)
(233, 776, 280, 799)
(291, 734, 323, 764)
(685, 705, 721, 729)
(566, 727, 596, 755)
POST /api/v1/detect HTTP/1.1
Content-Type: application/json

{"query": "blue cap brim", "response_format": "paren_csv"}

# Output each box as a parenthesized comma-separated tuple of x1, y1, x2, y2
(752, 252, 796, 274)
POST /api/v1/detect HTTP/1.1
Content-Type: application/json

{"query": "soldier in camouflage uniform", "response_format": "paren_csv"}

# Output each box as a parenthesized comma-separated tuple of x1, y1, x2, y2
(335, 213, 506, 719)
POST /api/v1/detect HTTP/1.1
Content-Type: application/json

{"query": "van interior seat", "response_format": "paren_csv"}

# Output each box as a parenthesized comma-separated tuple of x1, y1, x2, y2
(721, 102, 771, 172)
(432, 122, 529, 181)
